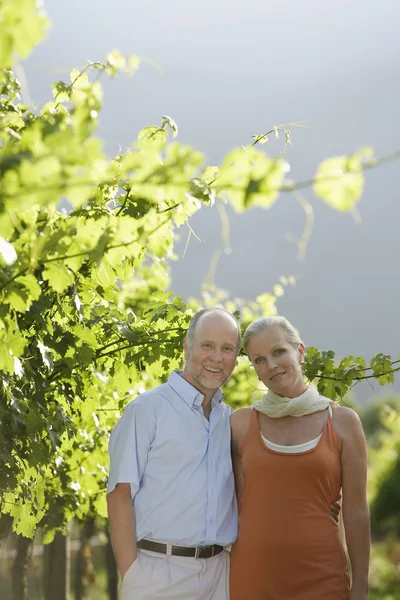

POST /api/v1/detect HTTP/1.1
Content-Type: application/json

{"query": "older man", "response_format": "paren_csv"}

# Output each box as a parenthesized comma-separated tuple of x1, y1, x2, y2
(107, 307, 240, 600)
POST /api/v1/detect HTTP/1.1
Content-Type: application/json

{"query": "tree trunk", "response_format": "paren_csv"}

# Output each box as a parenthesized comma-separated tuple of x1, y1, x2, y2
(44, 530, 70, 600)
(105, 528, 118, 600)
(74, 518, 96, 600)
(0, 514, 13, 542)
(11, 534, 32, 600)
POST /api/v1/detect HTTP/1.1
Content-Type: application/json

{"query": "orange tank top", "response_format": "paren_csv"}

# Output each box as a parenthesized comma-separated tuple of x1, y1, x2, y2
(230, 406, 350, 600)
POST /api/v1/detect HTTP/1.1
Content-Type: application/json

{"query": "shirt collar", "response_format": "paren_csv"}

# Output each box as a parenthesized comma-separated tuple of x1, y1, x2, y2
(168, 370, 224, 408)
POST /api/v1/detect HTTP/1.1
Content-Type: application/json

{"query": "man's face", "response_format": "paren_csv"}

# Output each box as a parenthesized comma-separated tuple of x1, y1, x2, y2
(182, 312, 239, 395)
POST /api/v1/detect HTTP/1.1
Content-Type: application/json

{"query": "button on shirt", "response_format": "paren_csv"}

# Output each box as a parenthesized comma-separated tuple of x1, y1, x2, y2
(107, 371, 238, 547)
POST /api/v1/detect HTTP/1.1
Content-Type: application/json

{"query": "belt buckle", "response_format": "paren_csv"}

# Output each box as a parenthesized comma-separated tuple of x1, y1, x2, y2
(195, 545, 207, 559)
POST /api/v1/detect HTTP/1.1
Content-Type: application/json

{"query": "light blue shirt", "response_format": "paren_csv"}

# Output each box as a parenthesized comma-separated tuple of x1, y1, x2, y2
(107, 371, 238, 546)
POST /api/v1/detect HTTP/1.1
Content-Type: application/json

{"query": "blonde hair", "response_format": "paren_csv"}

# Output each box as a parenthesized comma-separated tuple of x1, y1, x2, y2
(243, 316, 302, 354)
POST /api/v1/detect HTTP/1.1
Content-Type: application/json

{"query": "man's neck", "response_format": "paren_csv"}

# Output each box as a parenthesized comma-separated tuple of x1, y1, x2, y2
(202, 396, 213, 420)
(180, 371, 217, 419)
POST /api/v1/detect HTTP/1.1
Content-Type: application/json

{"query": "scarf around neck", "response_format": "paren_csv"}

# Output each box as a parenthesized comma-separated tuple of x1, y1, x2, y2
(252, 384, 331, 418)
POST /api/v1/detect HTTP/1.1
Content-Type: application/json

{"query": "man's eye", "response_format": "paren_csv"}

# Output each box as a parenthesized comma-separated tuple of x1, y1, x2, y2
(254, 357, 263, 364)
(223, 347, 234, 352)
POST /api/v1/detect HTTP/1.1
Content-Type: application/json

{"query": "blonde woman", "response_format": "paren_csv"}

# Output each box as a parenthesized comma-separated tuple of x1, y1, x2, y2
(229, 316, 370, 600)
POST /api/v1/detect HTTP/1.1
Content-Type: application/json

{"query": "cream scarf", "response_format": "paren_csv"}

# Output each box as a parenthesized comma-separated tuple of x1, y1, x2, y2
(252, 384, 330, 418)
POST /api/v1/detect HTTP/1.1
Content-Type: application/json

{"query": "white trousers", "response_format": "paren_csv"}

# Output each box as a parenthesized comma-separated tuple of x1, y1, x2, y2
(120, 548, 230, 600)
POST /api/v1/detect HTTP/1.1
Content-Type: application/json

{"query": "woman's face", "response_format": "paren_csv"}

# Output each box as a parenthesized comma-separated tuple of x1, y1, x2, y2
(247, 326, 306, 398)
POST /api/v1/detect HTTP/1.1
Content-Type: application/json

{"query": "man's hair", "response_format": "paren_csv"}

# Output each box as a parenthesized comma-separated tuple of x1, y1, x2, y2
(185, 307, 242, 353)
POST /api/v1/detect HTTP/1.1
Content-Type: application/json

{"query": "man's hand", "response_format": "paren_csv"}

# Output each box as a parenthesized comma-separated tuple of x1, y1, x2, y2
(330, 494, 342, 523)
(107, 483, 137, 579)
(121, 557, 137, 582)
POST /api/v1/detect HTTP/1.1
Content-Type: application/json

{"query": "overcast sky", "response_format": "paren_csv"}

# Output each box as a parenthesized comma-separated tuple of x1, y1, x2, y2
(24, 0, 400, 400)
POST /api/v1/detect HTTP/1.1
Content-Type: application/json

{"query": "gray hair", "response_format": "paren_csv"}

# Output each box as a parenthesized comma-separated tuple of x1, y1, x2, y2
(185, 307, 242, 353)
(243, 316, 302, 354)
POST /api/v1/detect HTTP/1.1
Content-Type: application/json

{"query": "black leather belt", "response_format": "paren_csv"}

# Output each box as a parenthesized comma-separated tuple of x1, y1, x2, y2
(137, 539, 224, 559)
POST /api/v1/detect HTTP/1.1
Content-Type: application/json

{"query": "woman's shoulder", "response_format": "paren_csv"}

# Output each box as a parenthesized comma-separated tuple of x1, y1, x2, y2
(331, 403, 361, 423)
(230, 406, 252, 423)
(230, 407, 253, 437)
(331, 403, 364, 439)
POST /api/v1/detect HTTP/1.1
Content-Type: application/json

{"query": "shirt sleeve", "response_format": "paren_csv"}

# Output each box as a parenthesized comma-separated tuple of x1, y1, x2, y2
(107, 395, 157, 500)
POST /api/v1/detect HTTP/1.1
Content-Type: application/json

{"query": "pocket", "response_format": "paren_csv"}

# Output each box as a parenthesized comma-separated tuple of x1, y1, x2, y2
(121, 555, 140, 587)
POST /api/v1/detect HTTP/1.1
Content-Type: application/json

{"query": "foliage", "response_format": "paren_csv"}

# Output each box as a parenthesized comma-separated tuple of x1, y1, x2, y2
(369, 539, 400, 600)
(359, 395, 400, 449)
(313, 147, 373, 211)
(0, 0, 49, 69)
(368, 406, 400, 534)
(1, 0, 400, 542)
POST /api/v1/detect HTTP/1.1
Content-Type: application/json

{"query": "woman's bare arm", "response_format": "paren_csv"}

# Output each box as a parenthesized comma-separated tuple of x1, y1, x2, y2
(334, 406, 370, 600)
(230, 408, 251, 513)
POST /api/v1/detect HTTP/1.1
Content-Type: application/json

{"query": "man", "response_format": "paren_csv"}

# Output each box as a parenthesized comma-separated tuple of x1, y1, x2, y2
(107, 307, 240, 600)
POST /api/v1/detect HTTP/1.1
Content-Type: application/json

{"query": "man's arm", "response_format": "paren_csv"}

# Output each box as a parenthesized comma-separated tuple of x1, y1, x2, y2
(107, 483, 137, 579)
(335, 407, 370, 600)
(107, 397, 157, 579)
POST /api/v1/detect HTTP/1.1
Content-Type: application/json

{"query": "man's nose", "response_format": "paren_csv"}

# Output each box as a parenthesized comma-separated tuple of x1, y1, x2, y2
(211, 349, 223, 361)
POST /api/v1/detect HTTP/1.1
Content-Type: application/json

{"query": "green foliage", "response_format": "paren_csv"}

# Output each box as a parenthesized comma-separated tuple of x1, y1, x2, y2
(369, 539, 400, 600)
(359, 395, 400, 448)
(0, 1, 399, 542)
(303, 349, 400, 400)
(313, 147, 373, 211)
(0, 0, 49, 69)
(209, 147, 286, 212)
(368, 407, 400, 532)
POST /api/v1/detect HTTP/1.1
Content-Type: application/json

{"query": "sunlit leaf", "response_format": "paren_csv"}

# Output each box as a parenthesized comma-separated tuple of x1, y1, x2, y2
(313, 148, 373, 211)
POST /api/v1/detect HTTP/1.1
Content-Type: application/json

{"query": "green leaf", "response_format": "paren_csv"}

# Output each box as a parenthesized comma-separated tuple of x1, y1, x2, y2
(0, 345, 14, 373)
(370, 353, 395, 385)
(218, 147, 285, 212)
(51, 81, 71, 103)
(161, 115, 179, 138)
(2, 275, 42, 313)
(5, 289, 27, 312)
(0, 0, 49, 69)
(313, 148, 373, 211)
(42, 262, 75, 293)
(137, 126, 168, 144)
(105, 49, 126, 74)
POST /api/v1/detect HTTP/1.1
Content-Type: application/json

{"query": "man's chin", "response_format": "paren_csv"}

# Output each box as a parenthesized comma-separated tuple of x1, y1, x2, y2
(199, 375, 226, 390)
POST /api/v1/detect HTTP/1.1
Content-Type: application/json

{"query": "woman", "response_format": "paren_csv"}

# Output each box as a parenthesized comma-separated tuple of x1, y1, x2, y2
(230, 316, 370, 600)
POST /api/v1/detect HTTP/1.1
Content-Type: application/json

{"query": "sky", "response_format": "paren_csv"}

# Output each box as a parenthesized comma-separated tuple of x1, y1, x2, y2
(23, 0, 400, 400)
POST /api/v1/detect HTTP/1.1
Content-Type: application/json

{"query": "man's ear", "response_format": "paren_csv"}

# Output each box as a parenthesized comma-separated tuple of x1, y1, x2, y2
(298, 343, 305, 364)
(183, 337, 189, 360)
